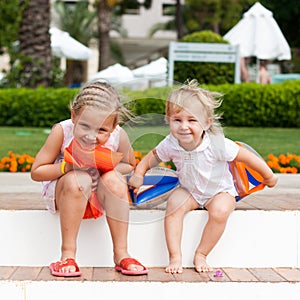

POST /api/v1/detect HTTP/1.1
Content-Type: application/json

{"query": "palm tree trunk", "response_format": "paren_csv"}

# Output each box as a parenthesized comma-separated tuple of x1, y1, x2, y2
(97, 1, 113, 71)
(176, 0, 184, 40)
(19, 0, 52, 87)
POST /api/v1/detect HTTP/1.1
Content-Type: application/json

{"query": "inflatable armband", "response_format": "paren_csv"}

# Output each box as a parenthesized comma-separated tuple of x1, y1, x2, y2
(230, 141, 266, 201)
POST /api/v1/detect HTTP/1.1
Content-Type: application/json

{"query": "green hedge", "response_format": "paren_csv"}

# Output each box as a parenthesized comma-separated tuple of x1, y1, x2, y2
(0, 88, 77, 127)
(0, 81, 300, 128)
(210, 81, 300, 127)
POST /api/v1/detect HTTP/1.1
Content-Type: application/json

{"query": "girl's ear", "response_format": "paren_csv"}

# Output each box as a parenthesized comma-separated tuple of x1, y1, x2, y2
(113, 120, 119, 130)
(203, 117, 212, 131)
(71, 110, 76, 123)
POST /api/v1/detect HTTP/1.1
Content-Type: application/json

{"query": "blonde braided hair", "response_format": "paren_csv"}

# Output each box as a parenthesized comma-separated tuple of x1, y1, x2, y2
(70, 81, 133, 125)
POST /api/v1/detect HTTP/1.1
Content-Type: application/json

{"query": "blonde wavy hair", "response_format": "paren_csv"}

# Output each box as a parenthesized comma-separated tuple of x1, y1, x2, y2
(165, 79, 223, 135)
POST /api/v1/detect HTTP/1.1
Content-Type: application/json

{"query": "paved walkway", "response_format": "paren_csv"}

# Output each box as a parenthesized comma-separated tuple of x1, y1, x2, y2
(0, 173, 299, 210)
(0, 173, 299, 283)
(1, 266, 300, 283)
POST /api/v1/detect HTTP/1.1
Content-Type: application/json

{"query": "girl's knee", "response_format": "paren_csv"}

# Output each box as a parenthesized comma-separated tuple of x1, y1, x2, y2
(209, 207, 230, 222)
(59, 171, 92, 196)
(207, 194, 235, 222)
(101, 171, 127, 195)
(166, 189, 197, 215)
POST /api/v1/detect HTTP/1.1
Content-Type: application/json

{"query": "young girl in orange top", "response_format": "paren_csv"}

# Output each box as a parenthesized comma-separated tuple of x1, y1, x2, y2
(31, 81, 148, 276)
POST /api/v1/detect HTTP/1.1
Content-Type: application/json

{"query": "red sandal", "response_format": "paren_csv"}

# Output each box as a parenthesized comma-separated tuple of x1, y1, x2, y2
(115, 258, 148, 275)
(49, 258, 82, 277)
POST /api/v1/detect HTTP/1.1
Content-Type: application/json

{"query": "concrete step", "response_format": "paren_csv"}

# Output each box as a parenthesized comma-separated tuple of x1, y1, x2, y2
(1, 266, 300, 300)
(0, 173, 299, 268)
(1, 208, 299, 268)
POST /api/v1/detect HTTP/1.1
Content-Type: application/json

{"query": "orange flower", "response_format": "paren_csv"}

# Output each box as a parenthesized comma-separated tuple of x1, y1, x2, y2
(0, 151, 35, 172)
(18, 158, 25, 164)
(266, 153, 300, 174)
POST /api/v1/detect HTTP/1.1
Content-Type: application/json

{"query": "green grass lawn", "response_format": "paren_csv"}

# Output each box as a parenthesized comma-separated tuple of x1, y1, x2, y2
(1, 126, 299, 160)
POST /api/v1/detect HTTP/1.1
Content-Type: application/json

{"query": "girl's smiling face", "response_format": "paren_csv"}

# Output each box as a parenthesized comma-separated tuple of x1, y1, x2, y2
(72, 106, 117, 150)
(168, 98, 211, 151)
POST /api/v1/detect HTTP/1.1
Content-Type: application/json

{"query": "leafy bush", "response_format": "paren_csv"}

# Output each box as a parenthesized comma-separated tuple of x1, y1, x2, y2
(210, 81, 300, 127)
(174, 30, 235, 85)
(0, 88, 76, 127)
(0, 81, 300, 128)
(125, 87, 170, 125)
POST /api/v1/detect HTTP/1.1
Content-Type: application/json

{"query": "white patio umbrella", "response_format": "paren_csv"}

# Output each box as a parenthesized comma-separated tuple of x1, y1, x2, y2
(50, 27, 92, 61)
(132, 57, 167, 78)
(223, 2, 291, 61)
(132, 57, 167, 88)
(88, 63, 134, 84)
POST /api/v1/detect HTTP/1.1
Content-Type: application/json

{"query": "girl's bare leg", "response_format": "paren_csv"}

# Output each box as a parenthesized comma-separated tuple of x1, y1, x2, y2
(55, 171, 92, 273)
(98, 171, 144, 272)
(164, 188, 199, 274)
(194, 192, 236, 272)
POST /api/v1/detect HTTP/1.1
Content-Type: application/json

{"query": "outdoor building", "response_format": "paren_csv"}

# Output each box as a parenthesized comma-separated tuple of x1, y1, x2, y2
(114, 0, 178, 39)
(0, 1, 181, 82)
(49, 0, 182, 78)
(51, 0, 181, 39)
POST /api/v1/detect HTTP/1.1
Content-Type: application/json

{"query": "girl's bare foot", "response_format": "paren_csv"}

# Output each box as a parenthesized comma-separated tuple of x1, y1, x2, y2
(194, 253, 212, 273)
(165, 257, 183, 274)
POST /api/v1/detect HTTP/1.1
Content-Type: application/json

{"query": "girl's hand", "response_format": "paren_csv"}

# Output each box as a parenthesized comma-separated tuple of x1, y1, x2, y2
(263, 174, 278, 188)
(128, 173, 144, 193)
(87, 168, 100, 191)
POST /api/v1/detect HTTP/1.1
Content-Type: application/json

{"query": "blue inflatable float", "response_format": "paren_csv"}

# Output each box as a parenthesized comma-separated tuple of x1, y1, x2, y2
(128, 167, 179, 209)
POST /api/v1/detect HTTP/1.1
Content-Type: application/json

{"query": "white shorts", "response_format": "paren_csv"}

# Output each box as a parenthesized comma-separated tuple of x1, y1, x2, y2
(42, 180, 57, 214)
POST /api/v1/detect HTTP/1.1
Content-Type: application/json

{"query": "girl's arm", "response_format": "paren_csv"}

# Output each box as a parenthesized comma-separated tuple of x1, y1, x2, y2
(114, 127, 136, 175)
(235, 146, 278, 187)
(128, 149, 161, 191)
(31, 124, 69, 182)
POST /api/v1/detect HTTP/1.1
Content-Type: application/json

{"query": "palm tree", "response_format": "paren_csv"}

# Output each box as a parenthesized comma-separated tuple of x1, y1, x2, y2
(96, 0, 114, 70)
(18, 0, 52, 87)
(96, 0, 153, 71)
(148, 2, 186, 39)
(54, 0, 97, 85)
(55, 0, 126, 78)
(54, 0, 96, 45)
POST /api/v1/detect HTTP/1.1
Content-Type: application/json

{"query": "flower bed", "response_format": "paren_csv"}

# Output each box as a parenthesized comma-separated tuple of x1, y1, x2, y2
(1, 151, 299, 173)
(266, 153, 300, 174)
(0, 151, 35, 172)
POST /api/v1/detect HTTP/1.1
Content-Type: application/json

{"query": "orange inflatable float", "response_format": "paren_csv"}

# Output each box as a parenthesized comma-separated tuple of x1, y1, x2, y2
(64, 139, 123, 219)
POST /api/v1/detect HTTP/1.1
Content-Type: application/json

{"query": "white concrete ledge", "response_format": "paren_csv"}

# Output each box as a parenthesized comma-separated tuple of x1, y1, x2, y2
(1, 209, 299, 268)
(1, 281, 300, 300)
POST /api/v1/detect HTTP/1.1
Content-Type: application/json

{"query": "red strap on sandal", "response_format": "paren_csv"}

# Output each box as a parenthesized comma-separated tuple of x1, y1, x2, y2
(115, 257, 148, 275)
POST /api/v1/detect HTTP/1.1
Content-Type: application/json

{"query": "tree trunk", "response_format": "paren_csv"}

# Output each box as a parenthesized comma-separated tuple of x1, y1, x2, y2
(176, 0, 184, 40)
(19, 0, 52, 87)
(97, 1, 113, 71)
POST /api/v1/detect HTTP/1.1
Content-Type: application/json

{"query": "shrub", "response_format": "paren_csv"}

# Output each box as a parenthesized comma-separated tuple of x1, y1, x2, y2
(0, 87, 76, 127)
(0, 81, 300, 128)
(210, 81, 300, 127)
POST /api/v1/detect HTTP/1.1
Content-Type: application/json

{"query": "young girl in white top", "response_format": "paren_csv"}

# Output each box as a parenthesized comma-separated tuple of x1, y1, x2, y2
(31, 81, 148, 276)
(129, 79, 277, 274)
